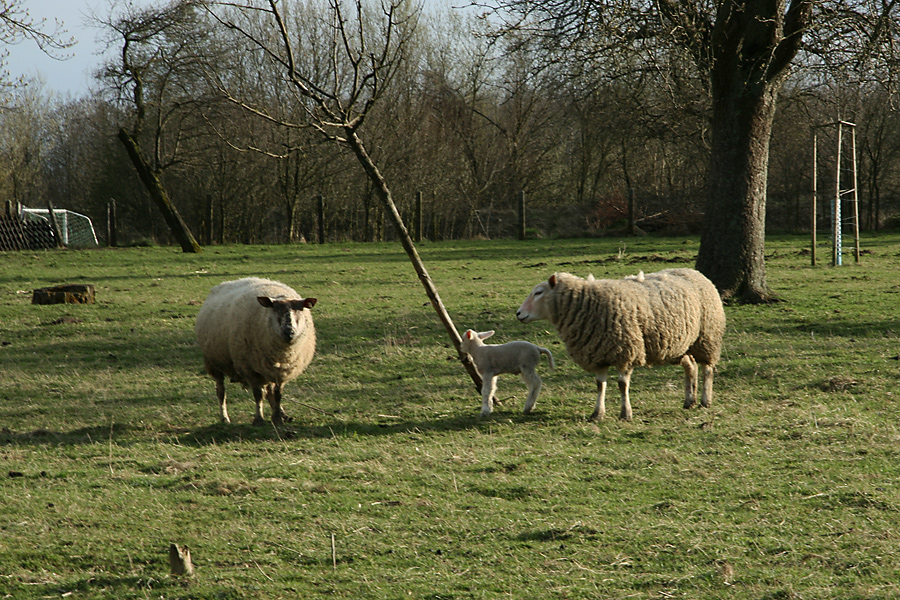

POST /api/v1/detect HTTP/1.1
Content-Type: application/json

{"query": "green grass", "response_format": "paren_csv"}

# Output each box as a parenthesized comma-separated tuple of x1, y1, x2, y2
(1, 235, 899, 599)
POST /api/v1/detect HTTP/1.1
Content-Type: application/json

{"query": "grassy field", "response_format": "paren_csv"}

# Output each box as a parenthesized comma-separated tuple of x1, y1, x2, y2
(1, 234, 899, 599)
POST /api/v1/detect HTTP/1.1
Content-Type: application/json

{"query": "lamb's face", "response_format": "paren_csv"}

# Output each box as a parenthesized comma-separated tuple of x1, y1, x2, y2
(258, 296, 317, 343)
(459, 329, 493, 353)
(459, 329, 477, 354)
(516, 279, 552, 323)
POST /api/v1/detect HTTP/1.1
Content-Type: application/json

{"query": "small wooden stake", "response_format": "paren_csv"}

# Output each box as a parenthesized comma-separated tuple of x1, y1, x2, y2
(331, 533, 337, 570)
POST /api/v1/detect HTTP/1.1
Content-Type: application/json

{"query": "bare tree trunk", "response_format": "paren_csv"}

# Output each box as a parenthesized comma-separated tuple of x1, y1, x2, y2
(118, 128, 202, 254)
(346, 130, 484, 394)
(696, 88, 776, 303)
(694, 1, 811, 303)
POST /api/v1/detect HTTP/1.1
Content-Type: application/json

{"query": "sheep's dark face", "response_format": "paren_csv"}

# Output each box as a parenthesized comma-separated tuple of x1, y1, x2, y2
(258, 296, 317, 343)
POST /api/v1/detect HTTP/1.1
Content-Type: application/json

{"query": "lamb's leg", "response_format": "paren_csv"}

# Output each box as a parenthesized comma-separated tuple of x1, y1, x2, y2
(521, 368, 542, 414)
(681, 355, 699, 409)
(267, 383, 293, 424)
(618, 367, 633, 421)
(252, 385, 266, 425)
(589, 367, 609, 421)
(480, 373, 498, 417)
(215, 374, 230, 424)
(700, 363, 714, 408)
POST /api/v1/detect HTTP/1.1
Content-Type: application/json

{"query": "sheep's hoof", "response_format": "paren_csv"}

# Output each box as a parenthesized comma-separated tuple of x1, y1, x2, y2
(683, 399, 696, 409)
(619, 411, 632, 421)
(252, 416, 266, 426)
(272, 412, 293, 425)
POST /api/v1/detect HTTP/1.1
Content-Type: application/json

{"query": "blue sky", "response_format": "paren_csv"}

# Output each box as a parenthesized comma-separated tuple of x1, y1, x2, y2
(6, 0, 115, 97)
(7, 0, 458, 98)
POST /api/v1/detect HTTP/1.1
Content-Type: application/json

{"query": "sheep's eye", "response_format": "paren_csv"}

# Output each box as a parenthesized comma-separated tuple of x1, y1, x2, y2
(534, 290, 543, 296)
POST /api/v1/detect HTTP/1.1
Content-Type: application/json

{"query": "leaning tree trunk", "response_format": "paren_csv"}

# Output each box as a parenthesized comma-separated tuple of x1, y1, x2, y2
(118, 128, 202, 254)
(346, 129, 485, 395)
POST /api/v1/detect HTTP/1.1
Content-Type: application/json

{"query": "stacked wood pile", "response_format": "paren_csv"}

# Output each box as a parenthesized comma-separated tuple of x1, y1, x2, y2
(0, 214, 57, 251)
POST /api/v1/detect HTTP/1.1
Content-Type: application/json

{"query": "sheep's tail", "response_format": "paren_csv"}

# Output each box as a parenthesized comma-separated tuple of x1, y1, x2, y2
(539, 347, 555, 370)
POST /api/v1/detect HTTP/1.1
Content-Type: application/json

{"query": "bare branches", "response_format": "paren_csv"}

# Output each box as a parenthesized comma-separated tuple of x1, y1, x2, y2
(205, 0, 417, 147)
(0, 0, 76, 91)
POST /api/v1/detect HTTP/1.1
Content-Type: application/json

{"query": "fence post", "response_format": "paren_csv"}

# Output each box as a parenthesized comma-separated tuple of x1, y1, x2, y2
(517, 190, 526, 240)
(107, 198, 118, 247)
(415, 191, 423, 243)
(430, 191, 439, 241)
(317, 194, 325, 244)
(627, 187, 635, 236)
(205, 194, 213, 246)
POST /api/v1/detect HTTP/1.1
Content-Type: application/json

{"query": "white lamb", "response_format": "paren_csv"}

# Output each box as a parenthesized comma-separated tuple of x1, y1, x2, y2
(195, 277, 317, 425)
(459, 329, 555, 417)
(516, 268, 725, 421)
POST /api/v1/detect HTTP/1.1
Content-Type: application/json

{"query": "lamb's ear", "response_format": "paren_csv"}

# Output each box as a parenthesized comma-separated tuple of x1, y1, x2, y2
(257, 296, 274, 308)
(465, 330, 475, 340)
(479, 330, 495, 339)
(548, 274, 558, 288)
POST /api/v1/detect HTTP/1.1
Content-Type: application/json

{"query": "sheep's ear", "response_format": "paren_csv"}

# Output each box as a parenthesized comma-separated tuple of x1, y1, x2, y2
(257, 296, 274, 308)
(548, 274, 558, 288)
(301, 297, 317, 310)
(479, 330, 494, 339)
(465, 330, 475, 339)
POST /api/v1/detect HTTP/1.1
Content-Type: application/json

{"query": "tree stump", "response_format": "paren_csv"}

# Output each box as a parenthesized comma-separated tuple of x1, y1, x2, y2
(31, 284, 95, 305)
(169, 543, 194, 577)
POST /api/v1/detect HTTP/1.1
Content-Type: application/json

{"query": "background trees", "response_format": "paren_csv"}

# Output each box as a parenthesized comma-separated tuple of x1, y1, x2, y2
(3, 0, 900, 263)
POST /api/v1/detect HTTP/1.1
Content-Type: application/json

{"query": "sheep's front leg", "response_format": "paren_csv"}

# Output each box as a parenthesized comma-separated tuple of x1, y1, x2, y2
(267, 383, 292, 424)
(215, 374, 230, 424)
(700, 363, 715, 408)
(618, 367, 633, 421)
(521, 368, 542, 414)
(589, 367, 609, 421)
(252, 385, 266, 425)
(480, 373, 498, 417)
(681, 355, 699, 409)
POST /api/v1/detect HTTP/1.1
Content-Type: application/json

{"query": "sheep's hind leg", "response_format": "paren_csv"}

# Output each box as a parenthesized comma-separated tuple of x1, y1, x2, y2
(480, 373, 498, 417)
(521, 368, 542, 414)
(589, 367, 609, 421)
(681, 355, 699, 409)
(252, 385, 266, 425)
(215, 373, 230, 424)
(700, 363, 714, 408)
(617, 367, 633, 421)
(268, 383, 292, 424)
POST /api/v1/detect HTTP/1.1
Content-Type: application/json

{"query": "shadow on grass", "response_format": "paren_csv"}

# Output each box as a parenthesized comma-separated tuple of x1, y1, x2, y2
(0, 422, 136, 447)
(0, 410, 549, 448)
(25, 575, 234, 600)
(179, 410, 546, 446)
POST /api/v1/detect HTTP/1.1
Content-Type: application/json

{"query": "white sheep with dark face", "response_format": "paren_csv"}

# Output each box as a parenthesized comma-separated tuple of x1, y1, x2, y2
(195, 277, 317, 425)
(459, 329, 555, 417)
(516, 268, 725, 421)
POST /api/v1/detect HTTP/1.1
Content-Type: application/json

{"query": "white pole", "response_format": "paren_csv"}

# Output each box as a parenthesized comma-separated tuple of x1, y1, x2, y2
(833, 122, 843, 266)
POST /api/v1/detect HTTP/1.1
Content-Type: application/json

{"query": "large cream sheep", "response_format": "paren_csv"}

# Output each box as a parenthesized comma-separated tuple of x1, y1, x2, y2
(195, 277, 317, 425)
(516, 268, 725, 421)
(459, 329, 555, 417)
